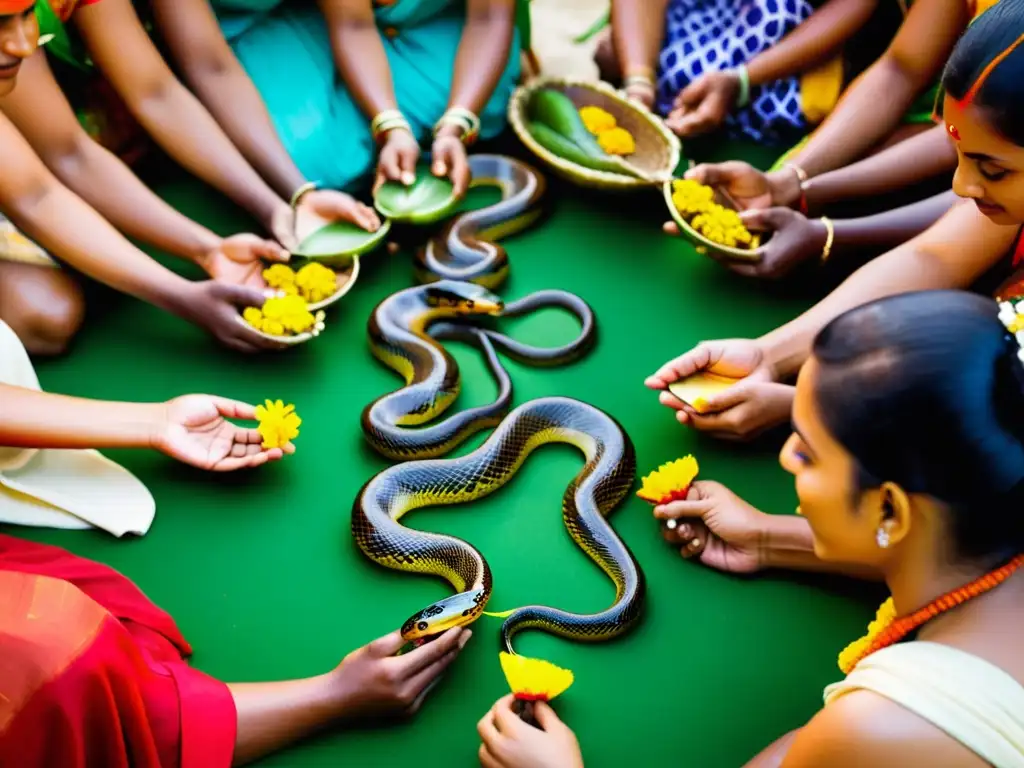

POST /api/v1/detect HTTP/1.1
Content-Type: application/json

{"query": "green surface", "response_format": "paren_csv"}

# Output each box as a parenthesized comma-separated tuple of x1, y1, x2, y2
(8, 139, 879, 767)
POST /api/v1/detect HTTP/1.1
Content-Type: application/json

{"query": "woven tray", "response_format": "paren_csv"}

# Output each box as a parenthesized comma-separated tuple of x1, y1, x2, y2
(509, 77, 682, 191)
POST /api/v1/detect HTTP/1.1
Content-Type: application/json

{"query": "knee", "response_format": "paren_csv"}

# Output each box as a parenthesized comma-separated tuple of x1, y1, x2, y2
(0, 268, 85, 357)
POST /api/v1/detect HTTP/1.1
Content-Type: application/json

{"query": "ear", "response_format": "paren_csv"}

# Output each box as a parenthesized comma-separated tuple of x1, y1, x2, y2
(877, 481, 913, 548)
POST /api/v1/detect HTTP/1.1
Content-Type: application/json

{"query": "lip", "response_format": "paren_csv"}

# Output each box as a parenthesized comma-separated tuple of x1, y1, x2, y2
(0, 61, 21, 79)
(975, 200, 1005, 215)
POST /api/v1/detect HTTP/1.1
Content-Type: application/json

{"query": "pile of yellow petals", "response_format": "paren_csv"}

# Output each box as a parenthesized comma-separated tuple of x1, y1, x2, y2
(499, 652, 574, 702)
(578, 105, 636, 156)
(255, 399, 301, 450)
(242, 295, 324, 337)
(636, 455, 699, 504)
(837, 597, 897, 674)
(671, 179, 755, 249)
(263, 262, 339, 303)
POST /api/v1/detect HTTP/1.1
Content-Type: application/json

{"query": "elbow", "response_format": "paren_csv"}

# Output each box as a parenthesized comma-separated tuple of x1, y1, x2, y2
(43, 136, 95, 187)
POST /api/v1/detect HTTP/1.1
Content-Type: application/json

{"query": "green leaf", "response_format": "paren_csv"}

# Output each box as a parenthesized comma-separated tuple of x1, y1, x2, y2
(293, 219, 391, 266)
(373, 167, 459, 224)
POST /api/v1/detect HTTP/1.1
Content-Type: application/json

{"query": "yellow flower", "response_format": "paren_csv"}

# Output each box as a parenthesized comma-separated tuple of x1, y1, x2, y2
(295, 262, 339, 303)
(670, 179, 715, 216)
(242, 307, 264, 330)
(263, 263, 297, 290)
(596, 126, 635, 155)
(262, 319, 285, 336)
(636, 456, 699, 504)
(579, 105, 618, 135)
(261, 295, 317, 335)
(499, 652, 574, 702)
(690, 203, 753, 249)
(255, 399, 301, 450)
(837, 597, 897, 674)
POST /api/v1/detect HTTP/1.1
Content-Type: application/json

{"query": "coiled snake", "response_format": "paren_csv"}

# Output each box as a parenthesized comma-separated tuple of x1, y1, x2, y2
(355, 155, 645, 651)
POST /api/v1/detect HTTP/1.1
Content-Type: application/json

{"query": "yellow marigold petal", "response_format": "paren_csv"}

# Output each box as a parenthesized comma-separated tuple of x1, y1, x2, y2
(578, 105, 617, 135)
(242, 307, 263, 328)
(596, 126, 635, 155)
(636, 456, 700, 504)
(499, 652, 574, 702)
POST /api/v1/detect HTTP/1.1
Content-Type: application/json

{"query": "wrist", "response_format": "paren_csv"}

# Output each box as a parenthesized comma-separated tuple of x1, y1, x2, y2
(760, 514, 817, 571)
(190, 231, 223, 272)
(767, 164, 806, 209)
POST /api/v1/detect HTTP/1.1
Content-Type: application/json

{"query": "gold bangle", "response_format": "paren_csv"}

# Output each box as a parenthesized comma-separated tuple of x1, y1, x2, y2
(372, 116, 413, 143)
(289, 181, 318, 209)
(625, 65, 655, 80)
(434, 107, 480, 145)
(820, 216, 834, 263)
(370, 109, 404, 135)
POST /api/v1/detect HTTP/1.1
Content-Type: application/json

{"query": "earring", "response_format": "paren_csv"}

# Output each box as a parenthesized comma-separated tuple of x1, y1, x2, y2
(876, 527, 890, 549)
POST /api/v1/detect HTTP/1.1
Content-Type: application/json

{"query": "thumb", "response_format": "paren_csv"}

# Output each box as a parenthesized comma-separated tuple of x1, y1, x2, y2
(683, 161, 743, 188)
(653, 496, 713, 520)
(676, 77, 708, 110)
(739, 207, 789, 232)
(368, 630, 407, 657)
(532, 701, 564, 730)
(255, 239, 290, 263)
(696, 379, 755, 413)
(212, 281, 270, 309)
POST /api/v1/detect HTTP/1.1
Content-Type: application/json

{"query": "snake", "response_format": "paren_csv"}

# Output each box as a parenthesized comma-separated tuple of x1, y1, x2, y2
(352, 396, 646, 652)
(362, 154, 596, 460)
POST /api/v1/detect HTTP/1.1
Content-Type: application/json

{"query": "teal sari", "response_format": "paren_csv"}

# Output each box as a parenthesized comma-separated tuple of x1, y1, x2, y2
(209, 0, 522, 192)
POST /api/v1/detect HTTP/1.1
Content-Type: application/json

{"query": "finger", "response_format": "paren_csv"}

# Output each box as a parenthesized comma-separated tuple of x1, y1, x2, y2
(531, 701, 563, 730)
(432, 146, 448, 178)
(449, 149, 470, 198)
(662, 221, 681, 236)
(352, 202, 381, 232)
(402, 638, 466, 706)
(395, 626, 466, 675)
(683, 161, 748, 187)
(691, 380, 754, 413)
(255, 239, 290, 263)
(209, 397, 259, 421)
(478, 744, 504, 768)
(653, 497, 712, 520)
(214, 282, 269, 309)
(211, 452, 272, 472)
(379, 146, 404, 184)
(493, 696, 531, 736)
(644, 346, 711, 388)
(723, 261, 762, 278)
(399, 144, 418, 186)
(368, 630, 407, 657)
(739, 207, 789, 232)
(658, 390, 690, 412)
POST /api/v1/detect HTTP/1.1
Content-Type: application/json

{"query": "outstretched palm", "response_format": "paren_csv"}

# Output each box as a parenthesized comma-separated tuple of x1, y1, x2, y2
(154, 395, 291, 471)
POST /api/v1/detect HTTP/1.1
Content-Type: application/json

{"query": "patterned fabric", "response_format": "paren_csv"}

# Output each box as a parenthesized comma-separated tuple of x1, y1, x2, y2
(656, 0, 813, 144)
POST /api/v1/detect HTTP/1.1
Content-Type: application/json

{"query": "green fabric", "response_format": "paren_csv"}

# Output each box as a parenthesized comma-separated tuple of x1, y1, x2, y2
(10, 138, 878, 767)
(34, 0, 90, 72)
(209, 0, 521, 192)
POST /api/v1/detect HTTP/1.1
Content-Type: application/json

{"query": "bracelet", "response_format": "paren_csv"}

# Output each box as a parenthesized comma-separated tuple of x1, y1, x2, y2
(734, 65, 750, 108)
(624, 74, 656, 91)
(371, 109, 413, 142)
(289, 181, 318, 209)
(819, 216, 834, 263)
(785, 162, 808, 184)
(434, 106, 481, 145)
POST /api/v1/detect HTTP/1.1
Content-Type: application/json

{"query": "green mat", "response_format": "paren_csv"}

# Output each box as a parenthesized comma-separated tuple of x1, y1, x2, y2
(7, 140, 878, 767)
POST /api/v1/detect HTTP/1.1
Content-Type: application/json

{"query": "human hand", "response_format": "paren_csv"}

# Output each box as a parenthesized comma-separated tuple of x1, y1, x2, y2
(665, 71, 739, 137)
(653, 480, 770, 573)
(374, 128, 421, 193)
(477, 694, 584, 768)
(644, 340, 793, 440)
(270, 191, 382, 250)
(199, 234, 289, 289)
(331, 626, 472, 720)
(431, 133, 471, 198)
(623, 79, 656, 110)
(170, 281, 287, 353)
(152, 394, 293, 470)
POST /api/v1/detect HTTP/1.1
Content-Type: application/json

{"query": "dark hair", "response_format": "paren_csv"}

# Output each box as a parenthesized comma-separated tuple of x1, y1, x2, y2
(941, 0, 1024, 146)
(810, 290, 1024, 561)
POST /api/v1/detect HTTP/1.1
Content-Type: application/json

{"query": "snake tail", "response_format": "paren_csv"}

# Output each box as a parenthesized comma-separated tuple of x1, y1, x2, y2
(352, 397, 646, 650)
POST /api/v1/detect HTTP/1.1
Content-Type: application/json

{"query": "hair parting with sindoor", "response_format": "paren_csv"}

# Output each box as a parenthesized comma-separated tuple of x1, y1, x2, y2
(809, 291, 1024, 561)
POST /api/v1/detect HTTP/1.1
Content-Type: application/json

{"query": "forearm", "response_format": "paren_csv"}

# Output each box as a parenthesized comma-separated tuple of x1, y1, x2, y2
(762, 515, 882, 581)
(611, 0, 669, 78)
(803, 124, 955, 208)
(46, 137, 220, 263)
(112, 83, 282, 224)
(228, 674, 347, 767)
(328, 22, 399, 121)
(0, 385, 160, 449)
(744, 730, 801, 768)
(746, 0, 876, 87)
(446, 12, 515, 115)
(824, 190, 956, 254)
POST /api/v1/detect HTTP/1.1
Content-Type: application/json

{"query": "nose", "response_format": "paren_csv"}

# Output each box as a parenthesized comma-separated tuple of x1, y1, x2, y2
(778, 433, 801, 476)
(952, 159, 985, 201)
(1, 18, 38, 61)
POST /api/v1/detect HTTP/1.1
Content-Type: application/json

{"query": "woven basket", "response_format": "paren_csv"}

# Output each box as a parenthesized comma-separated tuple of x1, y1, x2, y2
(509, 77, 682, 190)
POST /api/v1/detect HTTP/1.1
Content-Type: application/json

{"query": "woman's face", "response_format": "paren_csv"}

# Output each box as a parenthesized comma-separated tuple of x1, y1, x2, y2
(0, 7, 37, 97)
(779, 359, 884, 564)
(946, 94, 1024, 225)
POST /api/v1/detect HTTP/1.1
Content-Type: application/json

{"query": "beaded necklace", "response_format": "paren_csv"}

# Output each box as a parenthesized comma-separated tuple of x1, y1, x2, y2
(838, 553, 1024, 674)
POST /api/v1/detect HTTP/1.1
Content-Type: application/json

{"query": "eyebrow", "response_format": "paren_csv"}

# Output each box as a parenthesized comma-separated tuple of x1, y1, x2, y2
(790, 420, 814, 453)
(964, 151, 1005, 163)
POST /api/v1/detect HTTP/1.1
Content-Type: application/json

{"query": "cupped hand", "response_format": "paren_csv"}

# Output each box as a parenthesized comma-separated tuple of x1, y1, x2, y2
(152, 394, 292, 471)
(477, 694, 584, 768)
(665, 71, 739, 137)
(271, 191, 382, 250)
(200, 234, 289, 289)
(682, 161, 775, 211)
(331, 627, 472, 720)
(653, 480, 770, 573)
(431, 134, 471, 198)
(173, 281, 287, 353)
(375, 128, 421, 193)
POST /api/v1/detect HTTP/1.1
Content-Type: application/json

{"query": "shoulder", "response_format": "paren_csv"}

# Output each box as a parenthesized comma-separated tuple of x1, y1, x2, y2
(780, 689, 987, 768)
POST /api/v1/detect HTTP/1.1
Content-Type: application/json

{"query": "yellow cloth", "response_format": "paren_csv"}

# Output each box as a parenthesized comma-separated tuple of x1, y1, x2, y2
(824, 641, 1024, 767)
(799, 55, 844, 125)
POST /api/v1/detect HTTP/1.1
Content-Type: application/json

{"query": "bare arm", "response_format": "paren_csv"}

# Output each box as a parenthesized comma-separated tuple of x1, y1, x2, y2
(746, 0, 878, 87)
(318, 0, 399, 121)
(762, 515, 882, 580)
(744, 731, 801, 768)
(758, 199, 1017, 377)
(72, 0, 284, 228)
(0, 113, 190, 312)
(821, 190, 957, 256)
(803, 124, 956, 209)
(0, 51, 220, 264)
(445, 0, 515, 116)
(768, 0, 968, 191)
(610, 0, 671, 79)
(148, 0, 307, 199)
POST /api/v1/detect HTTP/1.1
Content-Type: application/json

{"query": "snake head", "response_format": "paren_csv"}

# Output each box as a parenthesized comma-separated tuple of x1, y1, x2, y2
(424, 281, 503, 317)
(400, 588, 487, 644)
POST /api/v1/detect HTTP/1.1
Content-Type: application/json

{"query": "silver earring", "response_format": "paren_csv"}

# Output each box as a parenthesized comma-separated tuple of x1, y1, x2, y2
(876, 527, 890, 549)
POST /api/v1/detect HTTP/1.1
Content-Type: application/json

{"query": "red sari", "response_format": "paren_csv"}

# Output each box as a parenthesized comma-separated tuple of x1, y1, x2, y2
(0, 535, 236, 767)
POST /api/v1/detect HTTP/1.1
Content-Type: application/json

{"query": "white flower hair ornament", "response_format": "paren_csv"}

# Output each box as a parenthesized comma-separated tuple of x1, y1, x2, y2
(997, 299, 1024, 365)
